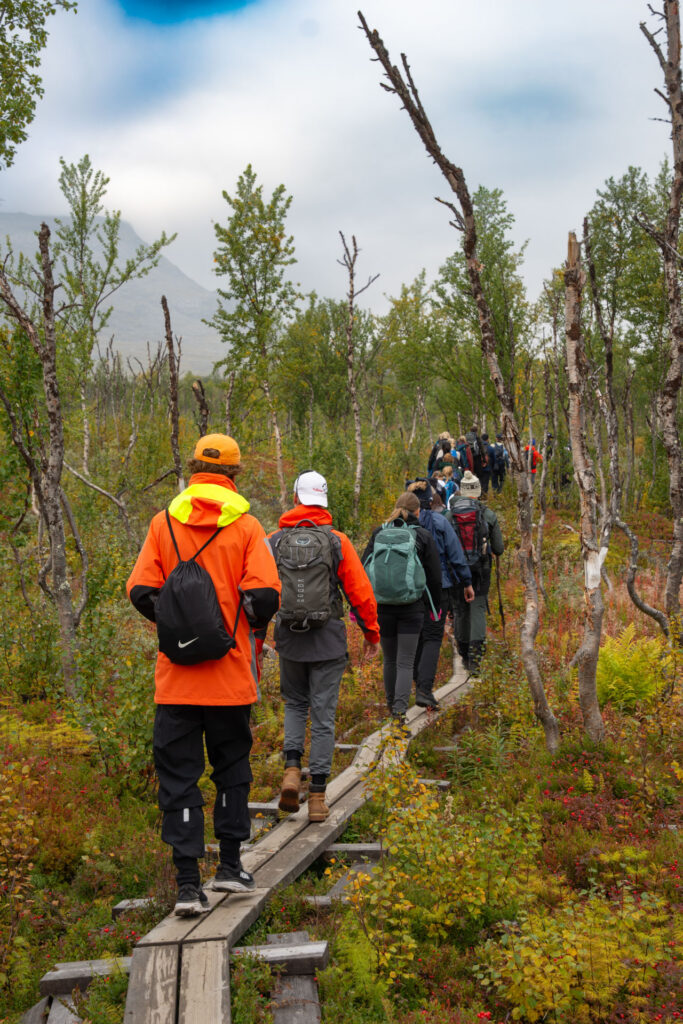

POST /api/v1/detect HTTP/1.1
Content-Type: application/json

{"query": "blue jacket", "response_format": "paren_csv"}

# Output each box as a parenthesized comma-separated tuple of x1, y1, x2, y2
(418, 509, 472, 588)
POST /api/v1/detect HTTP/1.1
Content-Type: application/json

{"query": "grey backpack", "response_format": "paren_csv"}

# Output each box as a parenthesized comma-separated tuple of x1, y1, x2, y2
(274, 521, 339, 632)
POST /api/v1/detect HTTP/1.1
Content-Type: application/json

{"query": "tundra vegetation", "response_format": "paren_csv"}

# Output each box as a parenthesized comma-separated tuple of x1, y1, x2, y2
(0, 2, 681, 1022)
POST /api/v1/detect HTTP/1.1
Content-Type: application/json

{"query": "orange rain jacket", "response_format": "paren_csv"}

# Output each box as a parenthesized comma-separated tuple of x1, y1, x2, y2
(268, 505, 380, 662)
(127, 473, 280, 706)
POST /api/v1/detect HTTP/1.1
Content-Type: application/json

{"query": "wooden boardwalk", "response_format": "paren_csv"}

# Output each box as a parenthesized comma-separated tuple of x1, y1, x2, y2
(113, 661, 471, 1023)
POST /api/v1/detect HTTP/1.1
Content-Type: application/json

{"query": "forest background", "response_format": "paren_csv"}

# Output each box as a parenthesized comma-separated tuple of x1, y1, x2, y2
(0, 2, 681, 1023)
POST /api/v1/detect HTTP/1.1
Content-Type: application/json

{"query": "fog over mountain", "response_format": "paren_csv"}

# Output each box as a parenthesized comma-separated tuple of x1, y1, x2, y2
(0, 214, 223, 375)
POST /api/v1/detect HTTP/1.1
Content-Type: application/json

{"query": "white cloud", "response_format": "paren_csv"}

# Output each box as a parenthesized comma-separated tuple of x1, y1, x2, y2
(0, 0, 670, 311)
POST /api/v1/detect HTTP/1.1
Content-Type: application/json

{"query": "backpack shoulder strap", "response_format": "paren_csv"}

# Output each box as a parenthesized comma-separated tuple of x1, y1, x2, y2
(166, 509, 224, 564)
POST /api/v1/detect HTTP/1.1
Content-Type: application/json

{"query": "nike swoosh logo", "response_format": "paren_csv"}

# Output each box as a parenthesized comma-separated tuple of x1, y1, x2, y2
(178, 637, 199, 649)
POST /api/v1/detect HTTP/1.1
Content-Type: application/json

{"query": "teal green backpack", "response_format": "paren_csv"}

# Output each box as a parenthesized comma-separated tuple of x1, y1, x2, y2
(364, 521, 436, 613)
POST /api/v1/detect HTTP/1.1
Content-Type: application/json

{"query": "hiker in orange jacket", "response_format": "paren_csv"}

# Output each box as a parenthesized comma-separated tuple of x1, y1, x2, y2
(127, 434, 280, 916)
(268, 471, 380, 823)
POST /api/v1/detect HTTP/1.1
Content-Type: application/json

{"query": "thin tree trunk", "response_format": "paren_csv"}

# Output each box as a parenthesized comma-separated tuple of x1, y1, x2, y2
(564, 232, 606, 744)
(308, 385, 314, 459)
(192, 379, 210, 436)
(535, 361, 551, 603)
(641, 4, 683, 627)
(359, 12, 560, 750)
(339, 231, 378, 523)
(161, 296, 184, 491)
(81, 382, 90, 476)
(262, 378, 287, 511)
(225, 371, 236, 435)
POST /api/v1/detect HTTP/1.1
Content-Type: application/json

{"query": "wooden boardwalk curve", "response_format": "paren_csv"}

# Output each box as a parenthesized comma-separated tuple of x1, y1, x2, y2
(121, 660, 471, 1023)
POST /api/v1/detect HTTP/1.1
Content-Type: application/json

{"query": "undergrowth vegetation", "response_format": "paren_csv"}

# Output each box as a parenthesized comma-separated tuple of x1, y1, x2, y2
(0, 483, 681, 1022)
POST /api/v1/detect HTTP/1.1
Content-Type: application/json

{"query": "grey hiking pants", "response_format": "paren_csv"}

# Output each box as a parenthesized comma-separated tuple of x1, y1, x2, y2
(279, 654, 348, 777)
(378, 602, 424, 717)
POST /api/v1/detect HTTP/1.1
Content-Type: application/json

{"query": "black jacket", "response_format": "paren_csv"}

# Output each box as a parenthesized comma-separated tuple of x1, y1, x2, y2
(362, 514, 442, 609)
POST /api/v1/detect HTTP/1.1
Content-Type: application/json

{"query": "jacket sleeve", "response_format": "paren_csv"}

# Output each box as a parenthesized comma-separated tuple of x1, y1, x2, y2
(240, 523, 281, 630)
(442, 518, 472, 586)
(337, 532, 380, 644)
(126, 519, 164, 622)
(418, 529, 442, 608)
(486, 510, 505, 557)
(360, 528, 379, 566)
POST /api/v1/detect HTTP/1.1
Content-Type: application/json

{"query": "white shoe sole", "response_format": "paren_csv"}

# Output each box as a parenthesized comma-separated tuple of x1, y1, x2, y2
(211, 879, 255, 893)
(174, 901, 210, 916)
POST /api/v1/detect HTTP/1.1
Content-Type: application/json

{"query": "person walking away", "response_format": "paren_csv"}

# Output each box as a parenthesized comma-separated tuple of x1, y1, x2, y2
(363, 492, 442, 727)
(446, 471, 504, 675)
(442, 464, 458, 505)
(479, 433, 493, 495)
(491, 434, 508, 493)
(407, 480, 474, 707)
(126, 434, 281, 916)
(427, 432, 452, 476)
(524, 439, 542, 482)
(268, 471, 380, 823)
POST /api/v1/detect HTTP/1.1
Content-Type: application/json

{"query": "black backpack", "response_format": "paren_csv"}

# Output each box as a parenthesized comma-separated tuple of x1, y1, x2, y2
(155, 511, 242, 665)
(465, 431, 481, 458)
(493, 443, 506, 471)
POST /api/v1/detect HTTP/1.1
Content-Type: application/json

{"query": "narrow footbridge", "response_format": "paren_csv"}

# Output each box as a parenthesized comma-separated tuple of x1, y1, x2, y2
(37, 662, 471, 1024)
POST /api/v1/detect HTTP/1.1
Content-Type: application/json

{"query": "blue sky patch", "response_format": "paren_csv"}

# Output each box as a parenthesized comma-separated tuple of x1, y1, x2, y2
(474, 83, 584, 126)
(116, 0, 258, 24)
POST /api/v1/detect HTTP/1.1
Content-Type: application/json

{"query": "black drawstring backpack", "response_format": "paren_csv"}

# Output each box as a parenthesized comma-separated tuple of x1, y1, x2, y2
(155, 510, 242, 665)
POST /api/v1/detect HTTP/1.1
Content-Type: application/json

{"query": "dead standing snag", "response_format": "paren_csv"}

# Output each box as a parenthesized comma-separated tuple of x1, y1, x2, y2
(357, 11, 560, 751)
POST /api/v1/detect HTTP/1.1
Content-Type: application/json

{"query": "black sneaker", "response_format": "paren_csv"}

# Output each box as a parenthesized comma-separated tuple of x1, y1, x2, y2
(212, 863, 255, 893)
(415, 690, 440, 709)
(174, 883, 211, 917)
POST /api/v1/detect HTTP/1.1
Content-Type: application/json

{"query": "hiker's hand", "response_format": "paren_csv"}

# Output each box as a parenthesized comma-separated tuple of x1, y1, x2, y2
(463, 585, 475, 603)
(362, 639, 380, 662)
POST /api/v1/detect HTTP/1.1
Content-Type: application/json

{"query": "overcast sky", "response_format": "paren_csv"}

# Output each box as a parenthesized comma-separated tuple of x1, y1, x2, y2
(0, 0, 671, 311)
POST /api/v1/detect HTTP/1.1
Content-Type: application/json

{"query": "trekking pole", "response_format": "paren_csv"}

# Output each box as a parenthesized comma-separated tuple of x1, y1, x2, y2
(495, 554, 507, 644)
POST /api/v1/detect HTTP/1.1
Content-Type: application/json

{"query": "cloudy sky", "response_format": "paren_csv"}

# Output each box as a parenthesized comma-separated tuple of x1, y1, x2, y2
(1, 0, 671, 310)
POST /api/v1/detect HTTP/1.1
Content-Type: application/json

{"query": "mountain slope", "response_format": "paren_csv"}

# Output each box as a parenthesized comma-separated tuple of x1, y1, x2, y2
(0, 213, 223, 375)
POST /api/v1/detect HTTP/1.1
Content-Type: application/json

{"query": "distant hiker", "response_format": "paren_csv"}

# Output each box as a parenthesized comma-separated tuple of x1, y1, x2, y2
(491, 434, 509, 493)
(524, 439, 542, 480)
(446, 471, 504, 676)
(127, 434, 281, 916)
(407, 480, 474, 707)
(479, 433, 493, 495)
(362, 492, 442, 727)
(442, 464, 459, 504)
(268, 471, 380, 823)
(427, 432, 453, 475)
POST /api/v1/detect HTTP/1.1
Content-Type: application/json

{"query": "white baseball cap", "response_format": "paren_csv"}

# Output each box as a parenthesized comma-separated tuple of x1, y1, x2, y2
(294, 470, 328, 507)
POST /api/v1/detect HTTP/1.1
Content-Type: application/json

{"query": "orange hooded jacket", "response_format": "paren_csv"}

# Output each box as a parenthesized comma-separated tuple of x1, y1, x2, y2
(127, 473, 280, 706)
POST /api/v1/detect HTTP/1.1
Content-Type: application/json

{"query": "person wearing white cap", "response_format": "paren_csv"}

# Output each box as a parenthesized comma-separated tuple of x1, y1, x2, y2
(268, 471, 380, 822)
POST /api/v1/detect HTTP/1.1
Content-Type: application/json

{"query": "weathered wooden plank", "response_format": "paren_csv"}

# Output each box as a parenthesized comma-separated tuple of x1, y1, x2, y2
(112, 898, 154, 920)
(20, 996, 50, 1024)
(304, 862, 378, 907)
(183, 887, 270, 946)
(232, 942, 328, 975)
(249, 801, 280, 818)
(40, 958, 132, 997)
(333, 743, 359, 751)
(268, 932, 321, 1024)
(46, 996, 80, 1024)
(416, 778, 451, 790)
(271, 975, 321, 1024)
(323, 842, 384, 861)
(137, 887, 228, 948)
(177, 939, 231, 1024)
(124, 945, 178, 1024)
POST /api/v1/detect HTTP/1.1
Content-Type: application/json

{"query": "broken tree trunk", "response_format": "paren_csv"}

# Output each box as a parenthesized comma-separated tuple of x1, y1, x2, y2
(161, 296, 185, 492)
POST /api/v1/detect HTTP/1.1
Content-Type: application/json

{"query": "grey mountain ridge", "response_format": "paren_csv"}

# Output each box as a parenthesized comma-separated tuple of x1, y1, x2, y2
(0, 212, 222, 375)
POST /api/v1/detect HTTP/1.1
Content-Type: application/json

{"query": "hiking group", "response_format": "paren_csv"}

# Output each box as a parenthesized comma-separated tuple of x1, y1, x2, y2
(126, 431, 505, 917)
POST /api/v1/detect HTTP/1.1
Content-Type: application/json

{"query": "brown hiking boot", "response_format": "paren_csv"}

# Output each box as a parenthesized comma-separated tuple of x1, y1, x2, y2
(278, 765, 301, 813)
(308, 790, 330, 822)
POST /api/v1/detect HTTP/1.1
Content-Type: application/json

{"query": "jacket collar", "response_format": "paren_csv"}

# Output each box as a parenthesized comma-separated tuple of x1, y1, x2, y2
(278, 504, 333, 528)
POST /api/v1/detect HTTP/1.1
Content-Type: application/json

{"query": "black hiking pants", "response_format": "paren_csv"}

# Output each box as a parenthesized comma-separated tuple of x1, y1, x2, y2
(153, 704, 253, 884)
(414, 587, 452, 696)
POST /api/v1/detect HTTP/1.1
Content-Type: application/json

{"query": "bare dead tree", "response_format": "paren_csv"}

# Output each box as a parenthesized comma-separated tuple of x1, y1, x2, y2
(225, 370, 236, 435)
(0, 224, 87, 697)
(161, 296, 184, 491)
(358, 11, 560, 750)
(535, 358, 551, 603)
(564, 232, 606, 744)
(192, 379, 210, 435)
(584, 216, 668, 634)
(338, 231, 379, 522)
(639, 2, 683, 630)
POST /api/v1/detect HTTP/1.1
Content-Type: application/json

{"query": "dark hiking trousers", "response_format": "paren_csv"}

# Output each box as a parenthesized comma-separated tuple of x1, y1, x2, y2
(414, 587, 452, 697)
(153, 704, 253, 881)
(378, 603, 423, 716)
(279, 654, 348, 777)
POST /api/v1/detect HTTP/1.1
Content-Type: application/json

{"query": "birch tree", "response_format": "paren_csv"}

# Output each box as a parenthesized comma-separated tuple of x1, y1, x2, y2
(358, 11, 560, 751)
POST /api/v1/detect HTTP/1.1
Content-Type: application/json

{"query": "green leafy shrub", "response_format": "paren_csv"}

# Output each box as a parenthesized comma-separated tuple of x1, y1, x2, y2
(596, 624, 671, 711)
